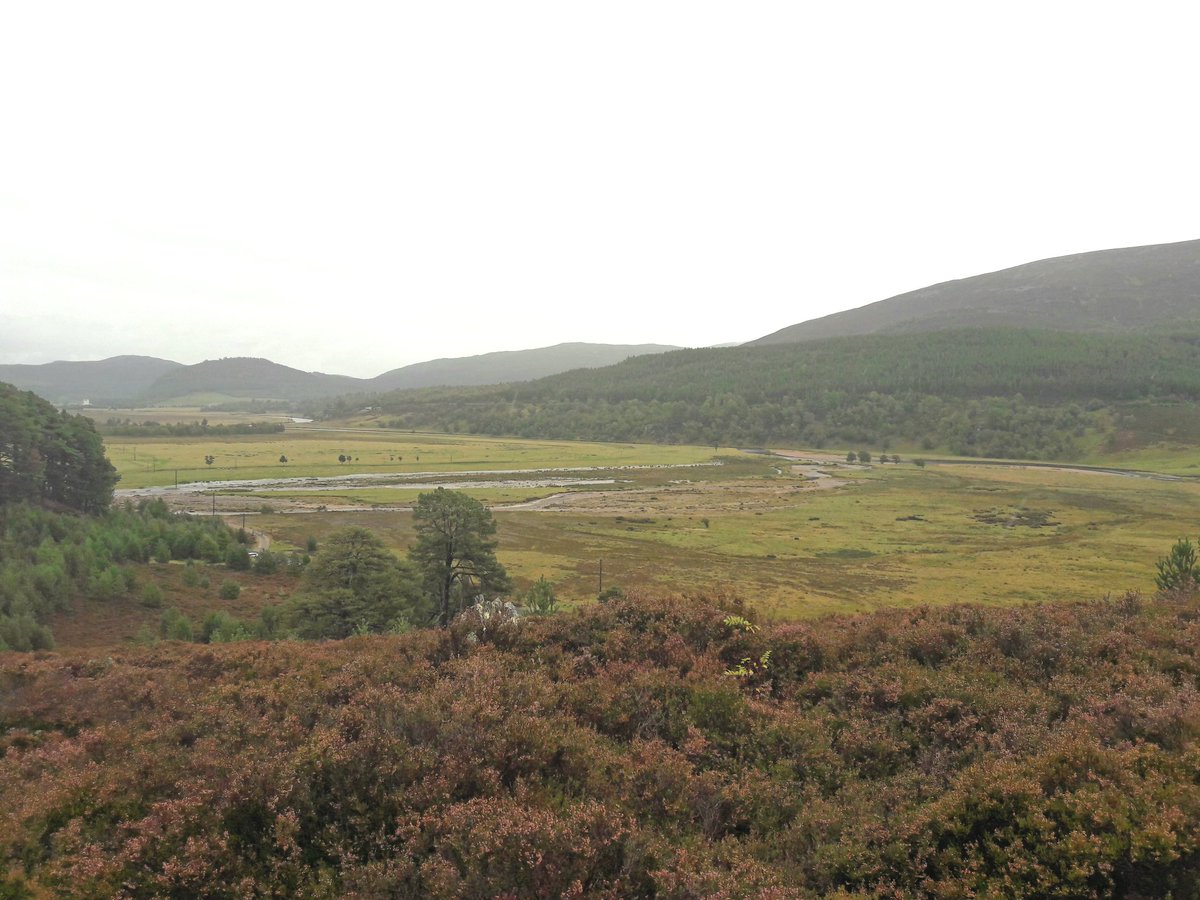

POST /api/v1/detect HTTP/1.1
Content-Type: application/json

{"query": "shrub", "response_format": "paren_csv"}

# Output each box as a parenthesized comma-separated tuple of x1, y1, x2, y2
(159, 607, 193, 641)
(182, 564, 200, 588)
(141, 583, 164, 608)
(196, 534, 222, 562)
(524, 576, 559, 615)
(88, 566, 126, 601)
(225, 545, 251, 571)
(219, 580, 241, 600)
(11, 592, 1200, 895)
(1155, 537, 1199, 592)
(202, 610, 251, 643)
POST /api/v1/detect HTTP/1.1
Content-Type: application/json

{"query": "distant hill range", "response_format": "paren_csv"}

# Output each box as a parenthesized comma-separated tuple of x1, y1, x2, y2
(751, 238, 1200, 345)
(0, 343, 681, 406)
(369, 343, 680, 392)
(0, 356, 183, 405)
(347, 237, 1200, 459)
(139, 357, 365, 403)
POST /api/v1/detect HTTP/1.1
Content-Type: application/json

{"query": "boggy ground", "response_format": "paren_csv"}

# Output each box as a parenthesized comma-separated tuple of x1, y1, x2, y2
(101, 425, 1200, 621)
(252, 453, 1200, 619)
(65, 448, 1198, 650)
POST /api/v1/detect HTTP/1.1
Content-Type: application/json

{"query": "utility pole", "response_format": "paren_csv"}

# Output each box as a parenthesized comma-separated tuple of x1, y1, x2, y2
(598, 558, 603, 595)
(211, 492, 216, 517)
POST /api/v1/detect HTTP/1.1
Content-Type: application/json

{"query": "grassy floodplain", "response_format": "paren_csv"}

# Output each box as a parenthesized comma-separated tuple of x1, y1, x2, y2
(79, 405, 269, 426)
(105, 426, 725, 489)
(100, 420, 1200, 622)
(245, 452, 1200, 620)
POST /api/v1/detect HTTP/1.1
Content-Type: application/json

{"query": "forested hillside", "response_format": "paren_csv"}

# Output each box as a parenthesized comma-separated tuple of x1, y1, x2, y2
(4, 590, 1200, 895)
(0, 381, 244, 651)
(142, 357, 365, 402)
(0, 503, 241, 651)
(0, 356, 181, 406)
(327, 329, 1200, 458)
(0, 383, 118, 513)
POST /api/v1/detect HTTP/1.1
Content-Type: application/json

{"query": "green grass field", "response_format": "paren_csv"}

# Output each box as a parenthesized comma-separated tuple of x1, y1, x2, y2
(102, 421, 1200, 621)
(80, 406, 275, 426)
(250, 457, 1200, 620)
(106, 428, 730, 489)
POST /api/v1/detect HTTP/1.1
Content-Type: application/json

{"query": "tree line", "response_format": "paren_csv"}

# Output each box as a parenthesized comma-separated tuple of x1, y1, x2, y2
(0, 382, 118, 513)
(0, 500, 243, 651)
(313, 329, 1200, 458)
(98, 419, 286, 437)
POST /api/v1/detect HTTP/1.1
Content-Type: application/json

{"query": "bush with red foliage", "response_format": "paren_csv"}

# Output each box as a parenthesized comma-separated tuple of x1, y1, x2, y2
(3, 590, 1200, 896)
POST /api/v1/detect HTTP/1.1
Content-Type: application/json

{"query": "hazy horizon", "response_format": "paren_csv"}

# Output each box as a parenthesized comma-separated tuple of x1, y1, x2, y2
(4, 3, 1199, 377)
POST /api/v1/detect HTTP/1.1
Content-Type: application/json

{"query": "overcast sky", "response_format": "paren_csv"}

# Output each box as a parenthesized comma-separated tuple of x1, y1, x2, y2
(2, 2, 1198, 377)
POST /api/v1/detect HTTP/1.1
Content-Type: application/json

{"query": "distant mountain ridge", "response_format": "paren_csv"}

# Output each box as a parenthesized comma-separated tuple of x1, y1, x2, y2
(139, 357, 365, 402)
(1, 343, 682, 406)
(751, 238, 1200, 345)
(369, 343, 680, 392)
(0, 356, 183, 405)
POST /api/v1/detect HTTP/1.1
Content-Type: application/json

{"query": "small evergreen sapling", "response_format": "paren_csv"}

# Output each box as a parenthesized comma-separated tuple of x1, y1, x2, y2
(1155, 537, 1199, 592)
(524, 576, 558, 615)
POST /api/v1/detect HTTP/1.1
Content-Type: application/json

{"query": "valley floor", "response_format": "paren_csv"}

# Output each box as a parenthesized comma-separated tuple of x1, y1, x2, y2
(83, 426, 1200, 641)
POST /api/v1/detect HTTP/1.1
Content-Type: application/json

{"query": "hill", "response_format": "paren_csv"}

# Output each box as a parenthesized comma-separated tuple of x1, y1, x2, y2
(752, 238, 1200, 345)
(369, 342, 681, 391)
(3, 345, 685, 406)
(0, 355, 182, 405)
(142, 357, 367, 402)
(344, 328, 1200, 458)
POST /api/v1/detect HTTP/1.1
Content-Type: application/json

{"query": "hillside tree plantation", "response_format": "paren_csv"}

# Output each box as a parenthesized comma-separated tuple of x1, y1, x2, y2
(0, 386, 257, 651)
(0, 502, 244, 651)
(320, 329, 1200, 458)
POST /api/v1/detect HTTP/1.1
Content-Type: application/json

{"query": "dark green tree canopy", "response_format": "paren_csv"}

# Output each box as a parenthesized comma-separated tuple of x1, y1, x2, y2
(409, 488, 511, 627)
(0, 382, 118, 514)
(286, 526, 423, 638)
(323, 328, 1200, 461)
